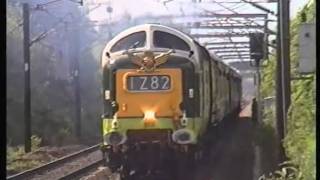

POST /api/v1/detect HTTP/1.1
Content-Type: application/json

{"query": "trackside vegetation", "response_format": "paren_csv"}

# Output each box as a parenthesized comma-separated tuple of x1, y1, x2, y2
(7, 135, 43, 174)
(259, 0, 315, 179)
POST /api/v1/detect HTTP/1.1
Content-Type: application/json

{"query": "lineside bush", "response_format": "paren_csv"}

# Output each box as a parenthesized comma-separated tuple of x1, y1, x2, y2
(259, 0, 316, 179)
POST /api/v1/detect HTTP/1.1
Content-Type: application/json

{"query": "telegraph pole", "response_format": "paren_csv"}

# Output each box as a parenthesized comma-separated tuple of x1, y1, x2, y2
(275, 0, 284, 163)
(256, 59, 261, 124)
(280, 0, 291, 134)
(276, 0, 290, 163)
(23, 3, 31, 153)
(21, 0, 84, 149)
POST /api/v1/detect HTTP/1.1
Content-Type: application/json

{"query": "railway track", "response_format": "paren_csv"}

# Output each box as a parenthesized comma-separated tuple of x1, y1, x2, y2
(7, 144, 102, 180)
(6, 99, 253, 180)
(59, 159, 104, 180)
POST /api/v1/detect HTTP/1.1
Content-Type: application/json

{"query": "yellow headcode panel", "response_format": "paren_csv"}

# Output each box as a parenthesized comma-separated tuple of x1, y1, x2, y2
(116, 68, 183, 118)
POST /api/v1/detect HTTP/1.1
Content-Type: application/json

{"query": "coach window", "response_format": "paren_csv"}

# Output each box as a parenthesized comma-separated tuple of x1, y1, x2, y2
(110, 31, 146, 53)
(153, 31, 190, 51)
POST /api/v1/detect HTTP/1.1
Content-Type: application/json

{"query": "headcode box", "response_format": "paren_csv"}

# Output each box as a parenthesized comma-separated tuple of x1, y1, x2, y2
(299, 23, 316, 74)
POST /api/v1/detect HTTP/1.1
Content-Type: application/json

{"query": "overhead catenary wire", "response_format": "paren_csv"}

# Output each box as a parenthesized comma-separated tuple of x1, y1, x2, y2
(241, 0, 277, 16)
(193, 8, 267, 36)
(211, 0, 264, 26)
(7, 5, 35, 35)
(8, 21, 24, 35)
(8, 0, 83, 13)
(211, 0, 276, 34)
(198, 2, 257, 63)
(7, 1, 67, 35)
(31, 0, 82, 10)
(7, 1, 101, 67)
(35, 0, 65, 7)
(27, 2, 101, 47)
(29, 12, 71, 47)
(40, 8, 71, 21)
(210, 0, 276, 3)
(195, 1, 248, 14)
(199, 0, 274, 62)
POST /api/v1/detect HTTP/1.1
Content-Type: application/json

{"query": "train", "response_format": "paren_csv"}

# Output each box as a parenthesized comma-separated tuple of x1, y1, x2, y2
(100, 24, 242, 179)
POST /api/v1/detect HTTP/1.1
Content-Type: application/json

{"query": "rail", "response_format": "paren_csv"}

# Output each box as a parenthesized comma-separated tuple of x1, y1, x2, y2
(59, 159, 104, 180)
(7, 144, 101, 180)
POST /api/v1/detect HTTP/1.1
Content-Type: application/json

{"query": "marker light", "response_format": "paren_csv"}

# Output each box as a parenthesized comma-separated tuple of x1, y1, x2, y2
(144, 111, 156, 126)
(180, 111, 188, 127)
(111, 114, 119, 129)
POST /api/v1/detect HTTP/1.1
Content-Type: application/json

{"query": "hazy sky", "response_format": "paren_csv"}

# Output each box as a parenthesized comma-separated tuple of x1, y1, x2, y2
(84, 0, 310, 63)
(86, 0, 309, 22)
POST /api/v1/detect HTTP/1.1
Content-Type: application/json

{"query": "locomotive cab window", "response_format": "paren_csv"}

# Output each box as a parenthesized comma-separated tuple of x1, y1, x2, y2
(110, 31, 146, 53)
(153, 31, 190, 51)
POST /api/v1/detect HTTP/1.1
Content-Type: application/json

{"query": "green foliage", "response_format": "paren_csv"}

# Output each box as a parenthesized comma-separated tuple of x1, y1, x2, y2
(260, 0, 316, 179)
(7, 159, 41, 175)
(283, 1, 316, 179)
(31, 135, 42, 150)
(55, 128, 74, 146)
(255, 105, 278, 174)
(7, 135, 42, 174)
(284, 77, 315, 180)
(261, 57, 276, 98)
(6, 146, 25, 165)
(7, 2, 101, 146)
(7, 5, 27, 145)
(254, 108, 275, 147)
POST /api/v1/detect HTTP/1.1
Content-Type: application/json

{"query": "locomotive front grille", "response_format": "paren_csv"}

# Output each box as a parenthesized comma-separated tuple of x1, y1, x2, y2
(126, 129, 172, 144)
